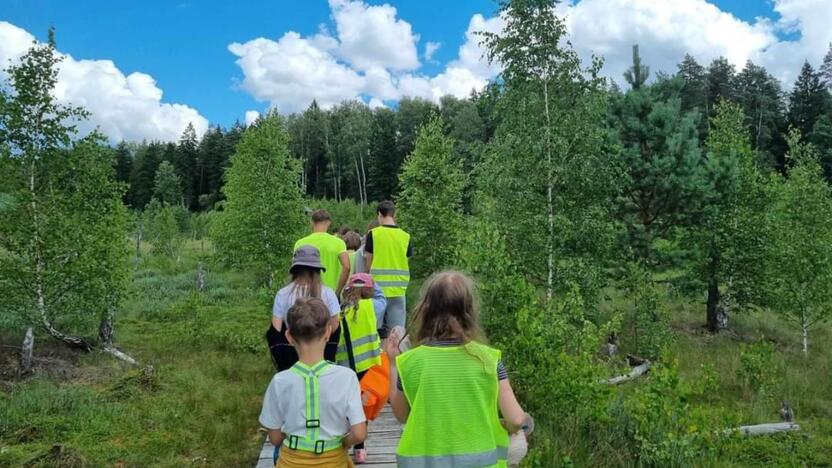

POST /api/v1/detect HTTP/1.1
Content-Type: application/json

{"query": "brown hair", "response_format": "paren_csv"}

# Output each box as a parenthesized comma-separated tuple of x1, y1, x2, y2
(365, 219, 379, 234)
(341, 286, 374, 321)
(311, 209, 331, 224)
(289, 265, 322, 300)
(343, 231, 361, 250)
(287, 297, 331, 342)
(336, 226, 352, 237)
(377, 200, 395, 217)
(411, 271, 484, 344)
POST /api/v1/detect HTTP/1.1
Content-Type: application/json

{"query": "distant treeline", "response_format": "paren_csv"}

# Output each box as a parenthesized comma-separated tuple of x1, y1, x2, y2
(114, 46, 832, 211)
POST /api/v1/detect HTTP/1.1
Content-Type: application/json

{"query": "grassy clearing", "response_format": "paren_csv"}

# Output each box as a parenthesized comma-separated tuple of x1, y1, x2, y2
(2, 243, 831, 467)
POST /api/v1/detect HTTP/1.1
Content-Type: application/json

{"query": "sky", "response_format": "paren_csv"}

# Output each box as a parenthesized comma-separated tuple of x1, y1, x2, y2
(1, 0, 830, 143)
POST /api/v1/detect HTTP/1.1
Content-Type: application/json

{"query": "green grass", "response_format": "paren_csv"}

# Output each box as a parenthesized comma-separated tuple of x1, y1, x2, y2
(3, 243, 832, 467)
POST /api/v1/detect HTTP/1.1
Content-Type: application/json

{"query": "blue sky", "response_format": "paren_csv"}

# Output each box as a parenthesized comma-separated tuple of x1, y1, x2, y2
(1, 1, 828, 142)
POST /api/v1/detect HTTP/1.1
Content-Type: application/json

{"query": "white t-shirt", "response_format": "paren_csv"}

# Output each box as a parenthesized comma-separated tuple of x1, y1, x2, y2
(272, 284, 340, 319)
(259, 362, 366, 440)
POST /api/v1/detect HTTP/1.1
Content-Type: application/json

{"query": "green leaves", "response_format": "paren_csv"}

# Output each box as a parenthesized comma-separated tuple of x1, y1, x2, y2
(211, 112, 306, 280)
(397, 116, 466, 278)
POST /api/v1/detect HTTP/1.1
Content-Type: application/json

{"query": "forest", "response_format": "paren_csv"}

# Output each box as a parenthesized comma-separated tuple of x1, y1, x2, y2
(2, 0, 832, 466)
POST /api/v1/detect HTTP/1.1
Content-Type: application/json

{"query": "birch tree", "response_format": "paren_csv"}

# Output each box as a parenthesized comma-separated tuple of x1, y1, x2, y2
(765, 129, 832, 354)
(0, 30, 132, 366)
(479, 0, 616, 302)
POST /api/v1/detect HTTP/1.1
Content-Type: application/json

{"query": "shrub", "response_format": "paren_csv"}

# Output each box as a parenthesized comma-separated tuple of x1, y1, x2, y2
(310, 198, 377, 234)
(621, 266, 674, 360)
(737, 339, 781, 401)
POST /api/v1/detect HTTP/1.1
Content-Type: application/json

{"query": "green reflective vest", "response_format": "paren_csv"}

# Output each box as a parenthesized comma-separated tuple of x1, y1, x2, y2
(396, 342, 509, 468)
(369, 226, 410, 297)
(336, 299, 382, 373)
(283, 361, 344, 454)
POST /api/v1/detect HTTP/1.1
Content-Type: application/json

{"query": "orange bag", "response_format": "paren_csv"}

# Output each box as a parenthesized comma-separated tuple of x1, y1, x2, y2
(359, 351, 390, 421)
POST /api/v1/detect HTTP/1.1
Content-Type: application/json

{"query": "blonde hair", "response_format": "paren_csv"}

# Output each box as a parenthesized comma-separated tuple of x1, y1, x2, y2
(341, 286, 373, 322)
(411, 271, 485, 345)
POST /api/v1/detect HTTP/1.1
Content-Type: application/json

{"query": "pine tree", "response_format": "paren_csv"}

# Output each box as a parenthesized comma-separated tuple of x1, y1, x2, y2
(212, 112, 306, 283)
(129, 142, 164, 209)
(624, 44, 650, 90)
(609, 72, 706, 263)
(367, 107, 398, 201)
(788, 61, 831, 139)
(765, 129, 832, 354)
(734, 60, 787, 169)
(176, 122, 199, 210)
(0, 30, 132, 363)
(677, 54, 708, 138)
(398, 116, 466, 277)
(706, 57, 737, 116)
(820, 43, 832, 88)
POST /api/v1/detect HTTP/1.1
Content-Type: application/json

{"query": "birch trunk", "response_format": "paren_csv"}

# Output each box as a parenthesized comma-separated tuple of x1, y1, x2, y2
(543, 79, 554, 302)
(21, 326, 34, 372)
(802, 317, 809, 355)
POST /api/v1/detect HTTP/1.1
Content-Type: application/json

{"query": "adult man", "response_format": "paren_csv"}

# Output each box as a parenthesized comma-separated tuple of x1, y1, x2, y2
(364, 201, 411, 334)
(294, 209, 350, 294)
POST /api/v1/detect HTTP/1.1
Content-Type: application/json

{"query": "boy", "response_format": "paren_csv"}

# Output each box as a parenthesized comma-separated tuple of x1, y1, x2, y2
(260, 297, 367, 467)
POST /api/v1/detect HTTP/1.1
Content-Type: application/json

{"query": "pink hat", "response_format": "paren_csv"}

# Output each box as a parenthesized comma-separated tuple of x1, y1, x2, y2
(346, 273, 374, 289)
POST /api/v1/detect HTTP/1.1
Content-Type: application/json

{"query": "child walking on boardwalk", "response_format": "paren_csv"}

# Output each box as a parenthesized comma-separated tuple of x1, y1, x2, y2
(336, 273, 387, 464)
(260, 297, 367, 468)
(385, 271, 532, 468)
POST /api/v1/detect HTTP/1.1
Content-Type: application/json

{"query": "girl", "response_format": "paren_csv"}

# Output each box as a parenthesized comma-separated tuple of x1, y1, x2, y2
(384, 271, 532, 468)
(268, 245, 341, 372)
(337, 273, 386, 464)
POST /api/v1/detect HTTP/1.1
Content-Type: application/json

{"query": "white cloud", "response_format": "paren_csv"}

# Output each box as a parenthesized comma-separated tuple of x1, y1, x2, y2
(231, 0, 830, 114)
(244, 110, 260, 126)
(228, 33, 366, 113)
(561, 0, 777, 85)
(424, 41, 441, 62)
(328, 0, 420, 71)
(0, 21, 208, 142)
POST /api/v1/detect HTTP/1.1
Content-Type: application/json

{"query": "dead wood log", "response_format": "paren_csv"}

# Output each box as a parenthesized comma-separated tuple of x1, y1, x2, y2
(603, 360, 651, 385)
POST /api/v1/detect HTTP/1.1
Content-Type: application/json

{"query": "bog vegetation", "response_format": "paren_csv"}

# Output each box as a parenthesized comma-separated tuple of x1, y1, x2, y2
(2, 1, 832, 466)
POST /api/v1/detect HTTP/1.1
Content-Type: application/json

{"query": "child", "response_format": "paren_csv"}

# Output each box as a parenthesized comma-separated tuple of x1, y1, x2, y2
(336, 273, 387, 464)
(260, 297, 367, 468)
(343, 232, 361, 275)
(268, 246, 341, 372)
(384, 271, 532, 468)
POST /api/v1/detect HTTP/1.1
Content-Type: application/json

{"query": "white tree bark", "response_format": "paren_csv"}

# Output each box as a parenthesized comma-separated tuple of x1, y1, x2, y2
(802, 317, 809, 355)
(725, 422, 800, 437)
(196, 262, 206, 292)
(21, 326, 34, 372)
(543, 79, 554, 302)
(603, 361, 651, 385)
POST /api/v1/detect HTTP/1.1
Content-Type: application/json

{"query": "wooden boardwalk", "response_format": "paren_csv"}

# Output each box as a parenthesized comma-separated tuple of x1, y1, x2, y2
(255, 406, 401, 467)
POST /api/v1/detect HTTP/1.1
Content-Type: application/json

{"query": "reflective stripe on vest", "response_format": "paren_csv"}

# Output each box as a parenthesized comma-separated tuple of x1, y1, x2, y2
(397, 446, 509, 468)
(396, 343, 509, 468)
(284, 361, 343, 454)
(335, 300, 382, 373)
(369, 226, 410, 297)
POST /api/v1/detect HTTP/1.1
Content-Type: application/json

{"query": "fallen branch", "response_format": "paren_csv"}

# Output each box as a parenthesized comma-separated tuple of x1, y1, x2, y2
(603, 360, 651, 385)
(101, 343, 139, 366)
(725, 422, 800, 437)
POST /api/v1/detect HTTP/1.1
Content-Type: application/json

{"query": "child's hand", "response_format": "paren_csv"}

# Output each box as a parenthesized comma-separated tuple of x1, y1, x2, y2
(384, 329, 402, 359)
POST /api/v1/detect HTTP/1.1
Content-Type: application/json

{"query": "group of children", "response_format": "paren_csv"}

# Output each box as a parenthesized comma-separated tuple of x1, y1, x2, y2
(260, 206, 531, 468)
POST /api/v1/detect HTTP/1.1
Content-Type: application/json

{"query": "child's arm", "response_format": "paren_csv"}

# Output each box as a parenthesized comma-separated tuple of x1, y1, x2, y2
(343, 422, 367, 447)
(371, 283, 387, 325)
(384, 333, 410, 423)
(267, 429, 286, 447)
(498, 379, 529, 434)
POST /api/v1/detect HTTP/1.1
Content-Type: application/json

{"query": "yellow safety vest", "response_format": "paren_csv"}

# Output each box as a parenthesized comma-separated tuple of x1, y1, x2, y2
(369, 226, 410, 297)
(336, 299, 382, 373)
(396, 342, 509, 468)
